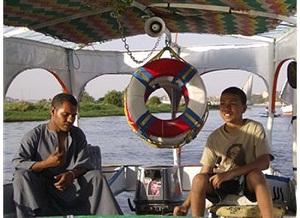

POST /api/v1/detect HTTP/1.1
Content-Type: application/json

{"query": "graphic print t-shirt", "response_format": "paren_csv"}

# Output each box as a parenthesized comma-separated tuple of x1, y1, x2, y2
(200, 119, 273, 172)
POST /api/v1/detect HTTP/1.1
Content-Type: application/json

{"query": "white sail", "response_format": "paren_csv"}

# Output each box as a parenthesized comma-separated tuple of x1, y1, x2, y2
(279, 80, 294, 105)
(242, 74, 253, 105)
(279, 80, 293, 115)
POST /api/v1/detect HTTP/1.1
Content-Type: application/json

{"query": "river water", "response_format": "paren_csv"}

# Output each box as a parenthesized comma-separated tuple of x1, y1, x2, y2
(3, 105, 294, 185)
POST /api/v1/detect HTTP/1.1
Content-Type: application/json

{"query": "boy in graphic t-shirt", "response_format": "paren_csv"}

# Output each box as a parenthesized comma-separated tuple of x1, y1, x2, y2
(173, 87, 274, 218)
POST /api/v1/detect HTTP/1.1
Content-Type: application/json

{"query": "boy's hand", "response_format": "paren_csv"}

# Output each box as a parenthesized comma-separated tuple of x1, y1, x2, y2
(173, 204, 188, 216)
(209, 172, 232, 188)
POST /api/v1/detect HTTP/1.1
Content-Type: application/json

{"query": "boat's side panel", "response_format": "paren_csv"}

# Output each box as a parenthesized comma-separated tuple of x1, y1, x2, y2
(3, 184, 16, 217)
(180, 165, 202, 191)
(102, 165, 139, 193)
(103, 165, 204, 193)
(125, 166, 139, 191)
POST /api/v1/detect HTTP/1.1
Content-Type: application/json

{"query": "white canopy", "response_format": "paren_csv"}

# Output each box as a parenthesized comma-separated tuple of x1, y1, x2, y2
(3, 28, 296, 101)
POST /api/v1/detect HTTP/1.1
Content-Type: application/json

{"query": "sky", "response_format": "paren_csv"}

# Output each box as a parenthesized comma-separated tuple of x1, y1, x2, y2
(4, 33, 290, 101)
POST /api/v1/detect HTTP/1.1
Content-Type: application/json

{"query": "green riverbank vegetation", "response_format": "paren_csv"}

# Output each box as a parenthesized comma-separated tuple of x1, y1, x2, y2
(4, 91, 186, 122)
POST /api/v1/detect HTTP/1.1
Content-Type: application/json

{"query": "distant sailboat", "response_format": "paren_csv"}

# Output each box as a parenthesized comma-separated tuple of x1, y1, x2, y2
(279, 80, 293, 115)
(242, 74, 253, 105)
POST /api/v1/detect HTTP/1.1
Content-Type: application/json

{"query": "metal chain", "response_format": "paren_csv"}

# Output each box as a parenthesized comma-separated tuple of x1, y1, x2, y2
(113, 0, 162, 64)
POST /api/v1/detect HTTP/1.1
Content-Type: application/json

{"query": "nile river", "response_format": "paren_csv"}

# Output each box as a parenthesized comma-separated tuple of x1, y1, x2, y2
(3, 105, 294, 184)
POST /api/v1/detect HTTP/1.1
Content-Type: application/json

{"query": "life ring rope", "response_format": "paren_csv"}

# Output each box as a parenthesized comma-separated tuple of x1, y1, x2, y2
(134, 68, 153, 86)
(136, 111, 154, 133)
(151, 46, 185, 63)
(181, 107, 203, 128)
(172, 65, 196, 87)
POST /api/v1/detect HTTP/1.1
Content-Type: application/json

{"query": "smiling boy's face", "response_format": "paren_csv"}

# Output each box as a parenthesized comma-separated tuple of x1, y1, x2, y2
(219, 93, 247, 125)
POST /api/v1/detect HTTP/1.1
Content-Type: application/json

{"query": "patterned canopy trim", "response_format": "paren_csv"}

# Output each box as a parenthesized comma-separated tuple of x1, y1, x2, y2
(153, 9, 281, 36)
(3, 0, 297, 44)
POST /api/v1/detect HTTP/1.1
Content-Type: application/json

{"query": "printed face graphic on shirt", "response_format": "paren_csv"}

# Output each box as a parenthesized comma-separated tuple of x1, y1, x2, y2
(228, 146, 241, 160)
(214, 143, 246, 172)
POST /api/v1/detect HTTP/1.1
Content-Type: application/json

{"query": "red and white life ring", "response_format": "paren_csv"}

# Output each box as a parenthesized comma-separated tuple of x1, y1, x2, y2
(124, 58, 207, 148)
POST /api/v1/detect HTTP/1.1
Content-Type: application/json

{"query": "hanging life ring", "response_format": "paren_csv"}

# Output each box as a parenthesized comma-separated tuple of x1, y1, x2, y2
(124, 58, 208, 148)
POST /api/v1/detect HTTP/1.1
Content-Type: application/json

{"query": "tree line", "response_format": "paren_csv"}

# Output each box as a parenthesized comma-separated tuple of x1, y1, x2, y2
(4, 90, 173, 122)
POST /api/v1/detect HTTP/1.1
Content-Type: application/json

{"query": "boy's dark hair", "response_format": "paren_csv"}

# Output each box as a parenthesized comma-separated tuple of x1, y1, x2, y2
(221, 87, 247, 105)
(51, 93, 78, 108)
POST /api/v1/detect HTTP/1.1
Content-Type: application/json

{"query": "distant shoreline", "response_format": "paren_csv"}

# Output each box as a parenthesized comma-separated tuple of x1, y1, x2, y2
(4, 101, 279, 123)
(3, 101, 183, 122)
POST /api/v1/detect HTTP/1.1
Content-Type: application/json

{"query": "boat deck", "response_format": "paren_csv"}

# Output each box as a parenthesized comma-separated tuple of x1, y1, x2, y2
(4, 189, 297, 218)
(114, 191, 297, 217)
(4, 164, 297, 217)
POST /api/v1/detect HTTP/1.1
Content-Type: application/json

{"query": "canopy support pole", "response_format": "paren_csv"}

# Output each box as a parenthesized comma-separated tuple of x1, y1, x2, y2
(171, 88, 181, 166)
(292, 89, 297, 181)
